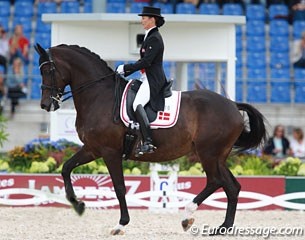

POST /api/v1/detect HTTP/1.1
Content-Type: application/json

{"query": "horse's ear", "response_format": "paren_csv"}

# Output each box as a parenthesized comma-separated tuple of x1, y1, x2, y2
(34, 43, 46, 56)
(34, 44, 40, 55)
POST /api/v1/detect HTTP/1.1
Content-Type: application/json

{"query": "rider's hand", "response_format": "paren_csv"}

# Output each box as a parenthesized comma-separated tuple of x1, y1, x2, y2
(116, 64, 124, 74)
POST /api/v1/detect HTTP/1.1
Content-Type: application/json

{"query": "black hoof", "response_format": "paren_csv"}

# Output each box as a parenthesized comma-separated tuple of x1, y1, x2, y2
(72, 201, 85, 216)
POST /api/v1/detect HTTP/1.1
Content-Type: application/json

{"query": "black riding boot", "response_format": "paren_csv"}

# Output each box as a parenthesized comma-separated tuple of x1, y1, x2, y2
(134, 105, 156, 155)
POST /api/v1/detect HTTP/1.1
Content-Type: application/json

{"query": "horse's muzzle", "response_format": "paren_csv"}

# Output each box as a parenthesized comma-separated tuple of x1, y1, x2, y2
(41, 99, 60, 112)
(41, 103, 52, 112)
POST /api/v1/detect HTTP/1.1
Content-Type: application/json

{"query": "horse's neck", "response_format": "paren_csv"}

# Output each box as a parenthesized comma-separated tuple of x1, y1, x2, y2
(71, 74, 126, 116)
(55, 48, 125, 117)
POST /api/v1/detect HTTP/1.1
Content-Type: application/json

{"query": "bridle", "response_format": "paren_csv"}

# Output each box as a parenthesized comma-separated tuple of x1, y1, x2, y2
(39, 49, 64, 110)
(39, 48, 123, 122)
(39, 49, 117, 110)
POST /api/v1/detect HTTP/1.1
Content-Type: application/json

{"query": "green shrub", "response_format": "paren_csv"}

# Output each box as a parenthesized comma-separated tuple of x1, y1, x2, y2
(297, 163, 305, 176)
(0, 115, 8, 148)
(273, 157, 302, 176)
(242, 156, 273, 175)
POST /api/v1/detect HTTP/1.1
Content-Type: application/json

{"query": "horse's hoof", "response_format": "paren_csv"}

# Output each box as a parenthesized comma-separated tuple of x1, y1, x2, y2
(73, 201, 85, 216)
(181, 218, 195, 232)
(110, 228, 125, 235)
(110, 224, 125, 235)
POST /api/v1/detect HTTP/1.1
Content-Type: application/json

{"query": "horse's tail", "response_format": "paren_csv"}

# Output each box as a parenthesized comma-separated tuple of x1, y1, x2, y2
(234, 102, 267, 153)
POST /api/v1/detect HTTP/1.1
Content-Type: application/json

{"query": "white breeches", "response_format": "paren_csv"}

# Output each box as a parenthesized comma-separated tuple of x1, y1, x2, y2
(133, 74, 150, 112)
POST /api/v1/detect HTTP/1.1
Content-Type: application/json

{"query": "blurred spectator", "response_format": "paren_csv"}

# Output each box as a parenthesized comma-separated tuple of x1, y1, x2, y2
(263, 125, 291, 158)
(290, 127, 305, 158)
(290, 0, 305, 21)
(0, 25, 9, 75)
(0, 70, 4, 115)
(292, 31, 305, 68)
(6, 58, 26, 115)
(0, 71, 4, 96)
(9, 25, 29, 65)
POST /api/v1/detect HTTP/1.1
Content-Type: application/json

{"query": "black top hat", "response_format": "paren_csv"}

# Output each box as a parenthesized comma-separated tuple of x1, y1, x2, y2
(138, 6, 164, 18)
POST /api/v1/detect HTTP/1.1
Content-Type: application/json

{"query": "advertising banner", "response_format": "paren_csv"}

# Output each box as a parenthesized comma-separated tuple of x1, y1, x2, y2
(0, 174, 299, 210)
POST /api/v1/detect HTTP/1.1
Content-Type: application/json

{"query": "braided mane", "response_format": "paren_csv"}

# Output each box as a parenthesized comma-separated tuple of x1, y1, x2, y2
(55, 44, 113, 71)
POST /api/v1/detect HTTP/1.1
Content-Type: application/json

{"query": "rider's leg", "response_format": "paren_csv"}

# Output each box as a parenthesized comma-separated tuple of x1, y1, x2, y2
(132, 76, 155, 154)
(132, 76, 150, 112)
(134, 105, 155, 153)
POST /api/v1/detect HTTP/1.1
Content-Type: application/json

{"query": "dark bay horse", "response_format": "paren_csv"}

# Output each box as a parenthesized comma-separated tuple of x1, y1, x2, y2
(34, 44, 266, 235)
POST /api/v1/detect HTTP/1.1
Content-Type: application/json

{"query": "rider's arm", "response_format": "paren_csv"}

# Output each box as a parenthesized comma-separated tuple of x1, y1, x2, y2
(124, 36, 160, 76)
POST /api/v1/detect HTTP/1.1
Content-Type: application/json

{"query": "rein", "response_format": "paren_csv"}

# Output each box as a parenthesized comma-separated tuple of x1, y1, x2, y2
(60, 72, 116, 102)
(61, 72, 122, 123)
(113, 74, 123, 123)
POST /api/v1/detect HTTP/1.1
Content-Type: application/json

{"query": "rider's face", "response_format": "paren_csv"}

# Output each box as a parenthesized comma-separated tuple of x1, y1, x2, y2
(141, 16, 156, 30)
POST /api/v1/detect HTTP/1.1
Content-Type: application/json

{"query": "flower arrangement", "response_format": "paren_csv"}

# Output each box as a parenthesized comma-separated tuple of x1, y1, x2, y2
(2, 139, 81, 173)
(1, 138, 305, 176)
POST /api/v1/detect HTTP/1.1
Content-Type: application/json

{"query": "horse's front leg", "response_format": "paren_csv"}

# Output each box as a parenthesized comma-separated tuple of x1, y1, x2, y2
(61, 146, 94, 215)
(104, 154, 130, 235)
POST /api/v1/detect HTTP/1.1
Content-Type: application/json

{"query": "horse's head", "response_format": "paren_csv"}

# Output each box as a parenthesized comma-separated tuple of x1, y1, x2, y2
(34, 43, 67, 112)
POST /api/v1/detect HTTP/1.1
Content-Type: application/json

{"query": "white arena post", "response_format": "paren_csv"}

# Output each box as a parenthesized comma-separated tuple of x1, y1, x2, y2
(149, 163, 179, 213)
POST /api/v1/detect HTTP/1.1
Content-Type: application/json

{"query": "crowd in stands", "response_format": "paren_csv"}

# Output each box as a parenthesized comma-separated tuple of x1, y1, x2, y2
(0, 23, 28, 116)
(0, 0, 94, 116)
(263, 124, 305, 159)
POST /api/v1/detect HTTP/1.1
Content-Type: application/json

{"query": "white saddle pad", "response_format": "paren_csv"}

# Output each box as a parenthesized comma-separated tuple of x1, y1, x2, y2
(120, 81, 182, 129)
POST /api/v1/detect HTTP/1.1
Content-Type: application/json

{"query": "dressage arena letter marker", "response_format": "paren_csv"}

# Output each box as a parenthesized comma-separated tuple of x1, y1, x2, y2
(149, 163, 179, 213)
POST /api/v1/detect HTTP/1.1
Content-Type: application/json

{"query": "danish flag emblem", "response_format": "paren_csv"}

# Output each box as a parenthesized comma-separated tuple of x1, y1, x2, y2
(158, 112, 170, 121)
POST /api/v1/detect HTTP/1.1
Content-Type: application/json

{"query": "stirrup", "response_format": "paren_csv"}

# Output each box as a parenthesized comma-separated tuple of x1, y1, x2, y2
(135, 142, 156, 156)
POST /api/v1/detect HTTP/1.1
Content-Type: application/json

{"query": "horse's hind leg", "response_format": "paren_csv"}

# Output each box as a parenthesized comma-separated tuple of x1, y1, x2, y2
(217, 165, 241, 230)
(182, 150, 241, 234)
(182, 180, 221, 231)
(61, 147, 94, 215)
(182, 154, 222, 231)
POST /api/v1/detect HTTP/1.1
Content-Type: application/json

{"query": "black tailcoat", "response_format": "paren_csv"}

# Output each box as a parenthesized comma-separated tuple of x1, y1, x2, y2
(124, 27, 166, 111)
